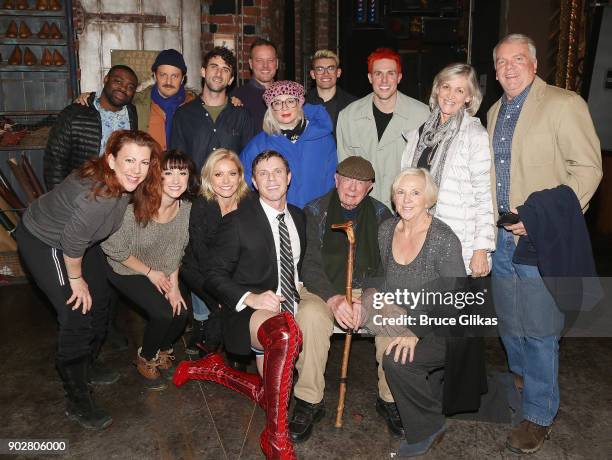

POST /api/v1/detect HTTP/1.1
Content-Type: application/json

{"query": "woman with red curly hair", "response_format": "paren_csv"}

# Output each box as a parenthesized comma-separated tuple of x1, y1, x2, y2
(16, 129, 162, 431)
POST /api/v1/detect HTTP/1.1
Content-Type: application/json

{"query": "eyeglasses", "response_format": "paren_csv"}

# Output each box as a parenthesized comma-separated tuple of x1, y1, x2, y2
(313, 65, 337, 75)
(255, 168, 287, 179)
(271, 98, 299, 111)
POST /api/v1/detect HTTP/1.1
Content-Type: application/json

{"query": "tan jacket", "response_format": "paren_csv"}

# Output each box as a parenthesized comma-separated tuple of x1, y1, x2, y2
(487, 76, 602, 234)
(336, 92, 429, 208)
(132, 85, 197, 150)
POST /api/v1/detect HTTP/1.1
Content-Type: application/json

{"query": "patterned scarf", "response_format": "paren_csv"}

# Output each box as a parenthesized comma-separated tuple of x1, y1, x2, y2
(412, 106, 464, 188)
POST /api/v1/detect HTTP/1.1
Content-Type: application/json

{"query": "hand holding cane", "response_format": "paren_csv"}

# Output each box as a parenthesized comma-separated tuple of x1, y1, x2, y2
(331, 220, 355, 428)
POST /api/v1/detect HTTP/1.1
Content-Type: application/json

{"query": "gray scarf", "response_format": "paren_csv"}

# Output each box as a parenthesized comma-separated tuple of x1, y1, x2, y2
(412, 106, 464, 188)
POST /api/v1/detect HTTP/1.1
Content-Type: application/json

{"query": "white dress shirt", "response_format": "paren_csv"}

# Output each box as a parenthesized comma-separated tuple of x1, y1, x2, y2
(235, 198, 301, 311)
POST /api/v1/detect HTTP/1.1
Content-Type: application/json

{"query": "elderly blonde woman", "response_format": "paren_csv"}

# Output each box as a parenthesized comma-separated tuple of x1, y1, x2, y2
(401, 63, 495, 276)
(240, 80, 337, 208)
(181, 148, 252, 354)
(334, 168, 486, 457)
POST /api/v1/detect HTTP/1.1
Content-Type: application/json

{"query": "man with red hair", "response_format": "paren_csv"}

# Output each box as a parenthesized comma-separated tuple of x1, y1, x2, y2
(336, 48, 429, 210)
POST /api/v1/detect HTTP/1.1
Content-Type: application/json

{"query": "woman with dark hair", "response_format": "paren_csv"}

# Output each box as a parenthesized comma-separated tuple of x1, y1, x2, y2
(102, 150, 198, 391)
(181, 148, 251, 354)
(16, 129, 162, 430)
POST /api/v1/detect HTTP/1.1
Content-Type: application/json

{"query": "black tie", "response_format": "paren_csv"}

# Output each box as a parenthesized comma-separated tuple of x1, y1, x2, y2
(277, 213, 298, 315)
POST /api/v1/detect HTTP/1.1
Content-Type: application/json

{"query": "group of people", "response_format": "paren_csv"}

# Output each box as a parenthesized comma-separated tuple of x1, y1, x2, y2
(17, 31, 602, 460)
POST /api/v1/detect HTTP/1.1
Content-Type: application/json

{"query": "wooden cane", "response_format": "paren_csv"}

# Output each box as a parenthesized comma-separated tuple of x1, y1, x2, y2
(331, 220, 356, 428)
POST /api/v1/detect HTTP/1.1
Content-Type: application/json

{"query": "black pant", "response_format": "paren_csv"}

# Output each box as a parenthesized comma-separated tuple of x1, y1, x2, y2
(106, 269, 187, 360)
(16, 225, 112, 362)
(383, 336, 447, 443)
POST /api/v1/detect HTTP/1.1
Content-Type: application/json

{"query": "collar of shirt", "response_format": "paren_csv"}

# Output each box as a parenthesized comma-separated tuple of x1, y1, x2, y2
(259, 197, 288, 221)
(93, 92, 128, 117)
(501, 83, 532, 110)
(258, 197, 302, 298)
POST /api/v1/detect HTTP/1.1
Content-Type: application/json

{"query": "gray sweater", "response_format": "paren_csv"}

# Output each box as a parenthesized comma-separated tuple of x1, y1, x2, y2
(379, 216, 467, 294)
(23, 174, 130, 257)
(102, 201, 191, 276)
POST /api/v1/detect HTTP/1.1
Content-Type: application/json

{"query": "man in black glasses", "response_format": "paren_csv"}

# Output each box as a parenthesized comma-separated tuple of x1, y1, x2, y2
(305, 49, 356, 135)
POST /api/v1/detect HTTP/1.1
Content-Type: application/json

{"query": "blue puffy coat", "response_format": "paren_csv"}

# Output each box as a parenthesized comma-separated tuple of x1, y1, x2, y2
(240, 103, 337, 209)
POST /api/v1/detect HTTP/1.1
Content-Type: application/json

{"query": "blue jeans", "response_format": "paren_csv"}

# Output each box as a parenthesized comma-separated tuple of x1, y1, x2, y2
(492, 229, 564, 427)
(191, 293, 210, 322)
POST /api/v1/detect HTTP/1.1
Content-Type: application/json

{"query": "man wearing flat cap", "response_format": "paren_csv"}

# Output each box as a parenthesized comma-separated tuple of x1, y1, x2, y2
(289, 156, 398, 442)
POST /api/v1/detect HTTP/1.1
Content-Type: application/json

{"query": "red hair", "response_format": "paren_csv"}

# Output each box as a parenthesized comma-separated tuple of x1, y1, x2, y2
(367, 48, 402, 74)
(77, 130, 163, 225)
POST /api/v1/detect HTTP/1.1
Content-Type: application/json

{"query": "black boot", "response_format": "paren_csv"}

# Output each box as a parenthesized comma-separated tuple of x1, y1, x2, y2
(376, 397, 405, 438)
(185, 320, 205, 355)
(57, 357, 113, 430)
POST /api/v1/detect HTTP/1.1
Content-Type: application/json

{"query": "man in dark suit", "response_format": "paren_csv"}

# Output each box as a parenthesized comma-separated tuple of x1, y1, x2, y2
(174, 150, 305, 459)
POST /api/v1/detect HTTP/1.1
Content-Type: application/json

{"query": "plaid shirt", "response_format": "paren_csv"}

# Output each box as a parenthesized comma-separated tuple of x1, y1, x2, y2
(492, 84, 532, 212)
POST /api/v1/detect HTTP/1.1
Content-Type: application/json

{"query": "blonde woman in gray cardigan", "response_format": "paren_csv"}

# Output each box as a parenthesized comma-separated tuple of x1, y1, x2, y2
(400, 63, 495, 276)
(102, 150, 199, 390)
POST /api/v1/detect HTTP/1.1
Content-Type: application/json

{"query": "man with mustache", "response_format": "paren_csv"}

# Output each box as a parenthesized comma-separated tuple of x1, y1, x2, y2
(171, 47, 255, 171)
(44, 65, 139, 189)
(132, 49, 196, 150)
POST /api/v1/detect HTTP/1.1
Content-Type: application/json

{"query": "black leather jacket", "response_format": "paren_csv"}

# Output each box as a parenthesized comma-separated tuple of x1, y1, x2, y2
(43, 93, 137, 189)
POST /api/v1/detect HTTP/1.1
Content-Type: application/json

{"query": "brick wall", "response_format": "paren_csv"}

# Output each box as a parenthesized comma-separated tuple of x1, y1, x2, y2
(201, 0, 285, 83)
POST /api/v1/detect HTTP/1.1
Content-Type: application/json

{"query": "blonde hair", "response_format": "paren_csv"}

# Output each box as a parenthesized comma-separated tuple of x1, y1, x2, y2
(199, 149, 250, 203)
(493, 33, 537, 66)
(262, 106, 305, 135)
(312, 49, 340, 67)
(391, 168, 439, 209)
(429, 63, 482, 116)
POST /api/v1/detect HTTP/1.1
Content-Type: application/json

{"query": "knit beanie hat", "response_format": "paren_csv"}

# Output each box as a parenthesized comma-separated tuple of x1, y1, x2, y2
(151, 49, 187, 74)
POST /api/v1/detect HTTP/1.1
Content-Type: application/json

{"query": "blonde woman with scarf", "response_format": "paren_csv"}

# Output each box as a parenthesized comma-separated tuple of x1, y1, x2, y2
(400, 63, 495, 276)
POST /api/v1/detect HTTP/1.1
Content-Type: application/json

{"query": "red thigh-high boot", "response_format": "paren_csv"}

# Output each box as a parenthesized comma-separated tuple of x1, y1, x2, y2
(258, 312, 302, 460)
(173, 353, 265, 408)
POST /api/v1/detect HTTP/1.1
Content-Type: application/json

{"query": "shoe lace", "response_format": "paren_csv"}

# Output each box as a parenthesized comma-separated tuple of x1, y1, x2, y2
(157, 351, 175, 367)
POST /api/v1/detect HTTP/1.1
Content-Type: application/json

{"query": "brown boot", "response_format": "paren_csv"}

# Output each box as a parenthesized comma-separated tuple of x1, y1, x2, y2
(134, 349, 167, 391)
(157, 349, 177, 380)
(41, 48, 52, 65)
(507, 420, 552, 454)
(37, 21, 50, 38)
(49, 0, 60, 10)
(49, 22, 62, 39)
(52, 49, 65, 66)
(23, 47, 36, 65)
(18, 21, 32, 38)
(8, 46, 22, 65)
(16, 0, 28, 10)
(6, 20, 18, 38)
(3, 0, 16, 9)
(35, 0, 47, 10)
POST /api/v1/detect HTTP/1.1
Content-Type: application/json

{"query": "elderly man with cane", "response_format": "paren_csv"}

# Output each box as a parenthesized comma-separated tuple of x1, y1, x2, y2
(289, 156, 397, 442)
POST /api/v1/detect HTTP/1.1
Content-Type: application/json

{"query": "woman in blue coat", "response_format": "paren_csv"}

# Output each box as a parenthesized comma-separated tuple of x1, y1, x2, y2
(241, 80, 337, 208)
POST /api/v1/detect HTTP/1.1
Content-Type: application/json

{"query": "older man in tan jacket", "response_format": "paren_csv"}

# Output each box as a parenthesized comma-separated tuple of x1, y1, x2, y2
(488, 33, 601, 455)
